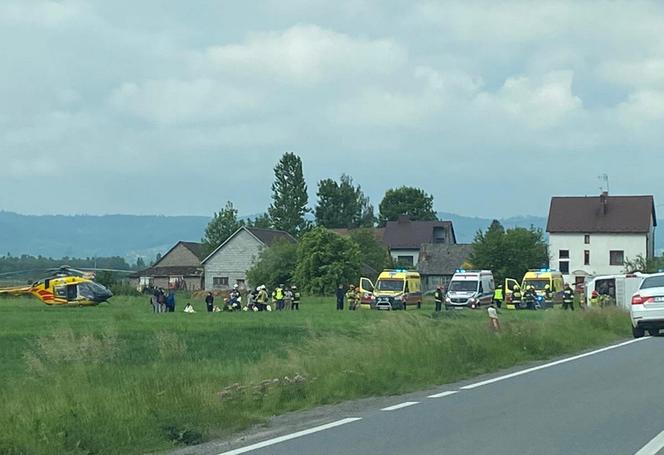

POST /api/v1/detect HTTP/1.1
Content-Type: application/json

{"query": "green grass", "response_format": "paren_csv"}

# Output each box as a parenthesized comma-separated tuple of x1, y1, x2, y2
(0, 295, 631, 455)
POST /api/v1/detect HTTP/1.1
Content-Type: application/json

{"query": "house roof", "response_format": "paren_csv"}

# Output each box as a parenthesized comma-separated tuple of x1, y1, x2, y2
(383, 217, 457, 249)
(151, 241, 206, 269)
(417, 244, 474, 276)
(547, 194, 656, 234)
(201, 227, 296, 264)
(329, 227, 386, 242)
(130, 266, 203, 279)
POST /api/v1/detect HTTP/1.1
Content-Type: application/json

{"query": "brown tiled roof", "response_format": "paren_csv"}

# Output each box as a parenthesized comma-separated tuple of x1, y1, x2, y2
(418, 244, 474, 276)
(547, 195, 656, 234)
(246, 227, 296, 246)
(330, 228, 385, 242)
(383, 218, 456, 249)
(130, 266, 203, 278)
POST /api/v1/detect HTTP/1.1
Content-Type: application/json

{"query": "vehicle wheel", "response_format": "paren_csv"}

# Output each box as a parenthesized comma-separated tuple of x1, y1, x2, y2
(632, 326, 645, 338)
(648, 328, 659, 337)
(417, 301, 421, 309)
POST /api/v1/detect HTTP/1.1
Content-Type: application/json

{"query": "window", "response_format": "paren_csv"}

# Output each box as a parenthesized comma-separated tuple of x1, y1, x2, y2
(212, 277, 229, 288)
(584, 234, 590, 244)
(559, 250, 569, 259)
(609, 250, 624, 266)
(433, 227, 447, 244)
(584, 250, 590, 266)
(397, 256, 414, 267)
(559, 261, 570, 274)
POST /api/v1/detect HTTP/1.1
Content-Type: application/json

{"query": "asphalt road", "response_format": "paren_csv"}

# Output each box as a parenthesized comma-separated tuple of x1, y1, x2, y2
(211, 337, 664, 455)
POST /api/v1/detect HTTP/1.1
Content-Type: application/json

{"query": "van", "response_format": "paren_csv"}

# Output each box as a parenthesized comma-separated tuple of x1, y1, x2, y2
(361, 270, 422, 310)
(585, 273, 647, 310)
(521, 269, 565, 306)
(445, 270, 495, 309)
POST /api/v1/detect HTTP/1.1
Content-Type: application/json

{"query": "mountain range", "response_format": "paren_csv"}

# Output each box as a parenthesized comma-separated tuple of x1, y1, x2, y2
(0, 211, 659, 261)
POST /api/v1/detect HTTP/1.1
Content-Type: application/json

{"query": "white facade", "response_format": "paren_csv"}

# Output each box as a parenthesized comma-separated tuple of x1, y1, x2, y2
(203, 229, 263, 290)
(549, 233, 648, 279)
(390, 249, 420, 267)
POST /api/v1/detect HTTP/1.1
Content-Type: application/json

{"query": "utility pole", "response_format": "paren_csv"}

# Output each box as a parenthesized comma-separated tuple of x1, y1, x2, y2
(598, 174, 609, 193)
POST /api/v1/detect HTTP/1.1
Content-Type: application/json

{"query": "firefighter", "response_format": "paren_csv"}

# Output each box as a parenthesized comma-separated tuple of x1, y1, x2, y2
(256, 285, 269, 311)
(346, 284, 358, 311)
(544, 284, 553, 302)
(590, 290, 599, 307)
(493, 284, 504, 309)
(291, 285, 301, 310)
(512, 284, 522, 308)
(434, 285, 444, 312)
(273, 284, 285, 311)
(524, 285, 537, 310)
(563, 283, 575, 311)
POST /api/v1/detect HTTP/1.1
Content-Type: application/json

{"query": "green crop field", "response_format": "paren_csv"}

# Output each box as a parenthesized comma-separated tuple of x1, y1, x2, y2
(0, 295, 631, 455)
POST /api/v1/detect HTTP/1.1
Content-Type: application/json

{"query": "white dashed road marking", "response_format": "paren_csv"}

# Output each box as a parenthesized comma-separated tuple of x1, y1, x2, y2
(381, 402, 420, 412)
(427, 391, 458, 399)
(635, 429, 664, 455)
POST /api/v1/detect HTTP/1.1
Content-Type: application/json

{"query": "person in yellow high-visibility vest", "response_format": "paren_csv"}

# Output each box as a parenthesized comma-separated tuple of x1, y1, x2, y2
(493, 285, 504, 308)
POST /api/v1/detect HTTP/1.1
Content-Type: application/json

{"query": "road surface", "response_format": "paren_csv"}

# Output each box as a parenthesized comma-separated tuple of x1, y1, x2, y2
(197, 337, 664, 455)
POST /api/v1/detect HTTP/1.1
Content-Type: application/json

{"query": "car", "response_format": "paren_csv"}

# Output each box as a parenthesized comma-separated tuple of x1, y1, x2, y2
(445, 270, 495, 310)
(630, 273, 664, 338)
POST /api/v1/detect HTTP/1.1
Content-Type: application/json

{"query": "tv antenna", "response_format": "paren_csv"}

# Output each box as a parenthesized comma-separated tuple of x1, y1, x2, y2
(598, 174, 609, 193)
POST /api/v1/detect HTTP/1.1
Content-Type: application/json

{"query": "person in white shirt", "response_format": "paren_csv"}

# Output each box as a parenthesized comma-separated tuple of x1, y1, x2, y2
(184, 302, 196, 313)
(488, 304, 500, 331)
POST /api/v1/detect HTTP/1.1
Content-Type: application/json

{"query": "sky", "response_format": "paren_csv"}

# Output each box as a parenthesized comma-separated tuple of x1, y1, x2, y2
(1, 0, 664, 219)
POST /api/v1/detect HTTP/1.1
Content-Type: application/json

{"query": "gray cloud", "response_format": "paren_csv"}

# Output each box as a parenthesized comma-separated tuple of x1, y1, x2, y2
(1, 0, 663, 219)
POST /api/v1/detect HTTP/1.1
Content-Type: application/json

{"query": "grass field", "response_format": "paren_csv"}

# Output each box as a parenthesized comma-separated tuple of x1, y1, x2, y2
(0, 295, 631, 455)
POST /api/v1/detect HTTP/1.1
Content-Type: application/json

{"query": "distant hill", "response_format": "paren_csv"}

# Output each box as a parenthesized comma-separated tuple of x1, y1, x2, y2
(0, 211, 660, 260)
(0, 211, 210, 262)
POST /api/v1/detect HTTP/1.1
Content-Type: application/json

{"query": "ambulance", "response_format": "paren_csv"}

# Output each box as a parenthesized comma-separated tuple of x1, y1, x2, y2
(521, 269, 565, 306)
(445, 270, 495, 309)
(360, 270, 422, 310)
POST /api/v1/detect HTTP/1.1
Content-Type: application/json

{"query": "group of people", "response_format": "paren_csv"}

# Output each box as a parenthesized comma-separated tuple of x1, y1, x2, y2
(335, 284, 362, 310)
(492, 282, 577, 311)
(150, 288, 177, 312)
(198, 284, 302, 314)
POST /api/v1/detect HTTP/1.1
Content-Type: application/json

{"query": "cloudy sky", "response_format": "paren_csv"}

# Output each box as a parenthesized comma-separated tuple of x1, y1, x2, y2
(1, 1, 663, 219)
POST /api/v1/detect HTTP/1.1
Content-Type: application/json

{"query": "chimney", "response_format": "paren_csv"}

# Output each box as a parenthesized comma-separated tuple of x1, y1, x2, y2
(600, 191, 608, 215)
(397, 214, 410, 224)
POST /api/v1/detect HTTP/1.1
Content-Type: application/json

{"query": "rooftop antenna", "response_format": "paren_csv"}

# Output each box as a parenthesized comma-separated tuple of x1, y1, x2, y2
(598, 174, 609, 194)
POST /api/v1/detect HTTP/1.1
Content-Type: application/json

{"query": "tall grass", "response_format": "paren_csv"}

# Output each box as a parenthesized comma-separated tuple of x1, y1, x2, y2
(0, 297, 630, 455)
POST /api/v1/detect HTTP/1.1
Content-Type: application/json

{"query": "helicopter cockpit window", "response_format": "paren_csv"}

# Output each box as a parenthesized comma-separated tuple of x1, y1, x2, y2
(66, 284, 78, 300)
(54, 286, 67, 298)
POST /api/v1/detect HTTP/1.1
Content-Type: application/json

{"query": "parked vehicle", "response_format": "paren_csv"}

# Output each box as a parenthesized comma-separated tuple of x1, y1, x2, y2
(630, 273, 664, 338)
(445, 270, 495, 310)
(521, 269, 565, 307)
(363, 270, 422, 311)
(585, 273, 646, 310)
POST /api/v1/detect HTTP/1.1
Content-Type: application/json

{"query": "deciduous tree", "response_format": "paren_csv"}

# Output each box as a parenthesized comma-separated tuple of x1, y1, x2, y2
(202, 201, 244, 254)
(315, 174, 375, 228)
(378, 186, 437, 226)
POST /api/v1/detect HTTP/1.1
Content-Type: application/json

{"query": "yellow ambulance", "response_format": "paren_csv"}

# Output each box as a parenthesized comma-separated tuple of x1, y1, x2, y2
(360, 269, 422, 310)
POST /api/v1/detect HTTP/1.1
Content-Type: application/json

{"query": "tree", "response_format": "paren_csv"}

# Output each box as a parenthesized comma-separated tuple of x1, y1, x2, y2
(202, 201, 245, 254)
(294, 227, 361, 295)
(378, 186, 437, 226)
(246, 240, 298, 290)
(268, 152, 310, 237)
(623, 254, 664, 273)
(135, 257, 146, 270)
(470, 221, 549, 283)
(348, 228, 391, 274)
(315, 174, 375, 228)
(246, 213, 272, 229)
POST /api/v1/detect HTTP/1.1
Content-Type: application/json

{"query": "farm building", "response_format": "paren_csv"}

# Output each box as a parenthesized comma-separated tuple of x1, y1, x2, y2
(417, 243, 474, 291)
(131, 241, 206, 291)
(202, 227, 296, 291)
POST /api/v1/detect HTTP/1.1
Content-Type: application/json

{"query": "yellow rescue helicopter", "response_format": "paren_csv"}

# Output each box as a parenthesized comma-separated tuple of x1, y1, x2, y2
(0, 266, 117, 306)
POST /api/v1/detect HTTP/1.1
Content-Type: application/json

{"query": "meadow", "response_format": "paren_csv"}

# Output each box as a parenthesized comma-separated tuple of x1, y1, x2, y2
(0, 295, 631, 455)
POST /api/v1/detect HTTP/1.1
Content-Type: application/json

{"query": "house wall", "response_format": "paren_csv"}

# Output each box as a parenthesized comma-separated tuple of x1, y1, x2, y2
(389, 249, 420, 267)
(204, 230, 263, 290)
(422, 274, 454, 292)
(156, 244, 201, 267)
(549, 233, 647, 279)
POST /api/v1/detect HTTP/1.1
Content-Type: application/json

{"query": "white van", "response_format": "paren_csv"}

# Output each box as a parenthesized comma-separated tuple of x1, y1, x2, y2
(585, 273, 647, 310)
(445, 270, 495, 310)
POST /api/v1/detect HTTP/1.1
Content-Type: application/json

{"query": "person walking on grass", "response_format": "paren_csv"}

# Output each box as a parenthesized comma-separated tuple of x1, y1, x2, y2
(488, 303, 500, 331)
(205, 292, 214, 313)
(434, 285, 445, 312)
(346, 284, 359, 311)
(336, 284, 345, 311)
(291, 285, 301, 310)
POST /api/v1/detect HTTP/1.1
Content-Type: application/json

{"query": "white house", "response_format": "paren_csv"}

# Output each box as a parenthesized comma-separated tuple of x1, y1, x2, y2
(201, 227, 296, 291)
(547, 192, 656, 285)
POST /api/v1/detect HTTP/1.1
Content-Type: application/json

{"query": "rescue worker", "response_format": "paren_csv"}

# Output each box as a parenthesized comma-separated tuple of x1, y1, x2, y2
(562, 283, 575, 311)
(284, 287, 294, 310)
(273, 284, 285, 311)
(346, 284, 358, 311)
(434, 285, 444, 312)
(590, 290, 599, 308)
(512, 284, 522, 309)
(229, 284, 241, 311)
(493, 285, 504, 309)
(256, 285, 269, 311)
(335, 284, 345, 310)
(291, 285, 301, 310)
(544, 284, 553, 302)
(524, 285, 537, 310)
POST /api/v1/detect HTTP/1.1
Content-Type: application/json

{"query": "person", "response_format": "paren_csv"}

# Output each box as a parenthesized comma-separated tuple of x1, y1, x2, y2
(229, 285, 241, 311)
(291, 285, 301, 310)
(166, 290, 176, 312)
(493, 285, 504, 309)
(562, 283, 575, 311)
(434, 285, 444, 312)
(346, 284, 359, 311)
(184, 302, 195, 313)
(336, 284, 345, 311)
(488, 304, 501, 331)
(512, 284, 522, 308)
(590, 290, 599, 307)
(158, 289, 167, 313)
(523, 285, 537, 310)
(544, 284, 553, 302)
(213, 304, 222, 312)
(257, 285, 269, 312)
(151, 289, 159, 313)
(205, 292, 214, 313)
(273, 284, 285, 311)
(284, 287, 294, 310)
